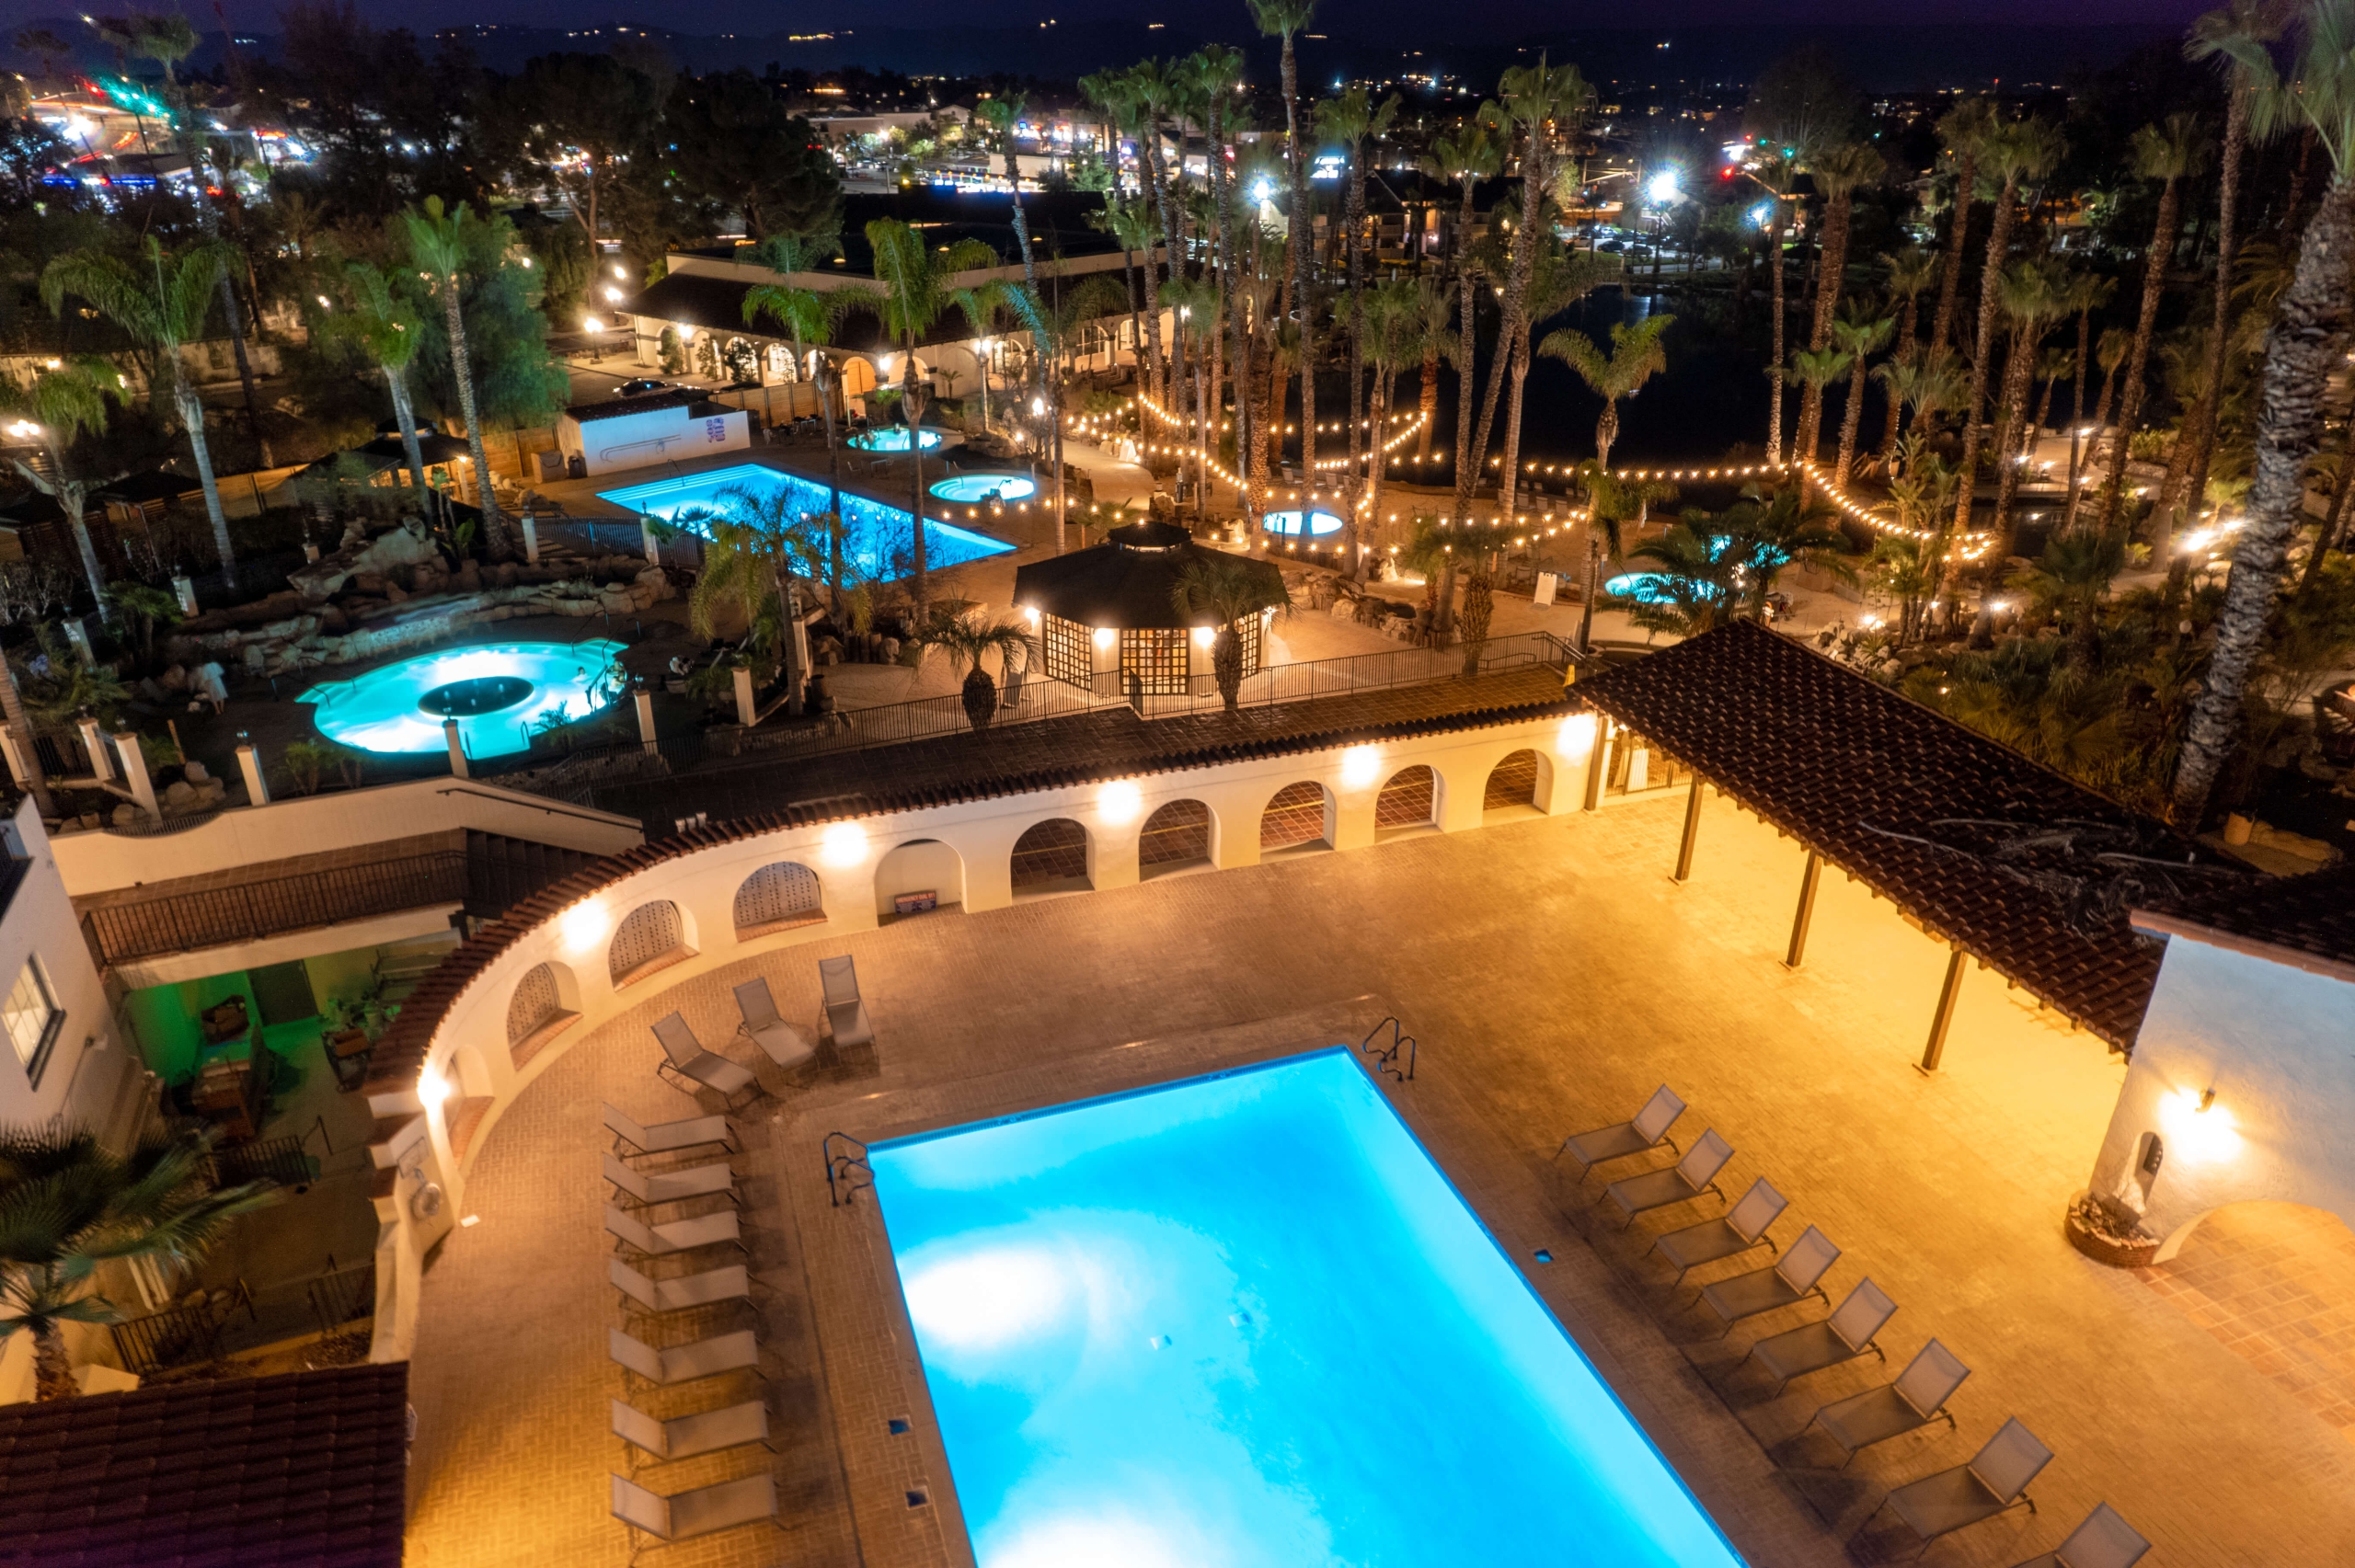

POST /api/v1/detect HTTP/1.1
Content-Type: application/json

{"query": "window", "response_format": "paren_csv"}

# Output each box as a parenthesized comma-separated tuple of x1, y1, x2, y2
(6, 958, 63, 1087)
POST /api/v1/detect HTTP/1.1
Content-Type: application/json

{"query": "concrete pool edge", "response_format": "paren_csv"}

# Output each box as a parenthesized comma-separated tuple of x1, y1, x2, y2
(779, 998, 1829, 1567)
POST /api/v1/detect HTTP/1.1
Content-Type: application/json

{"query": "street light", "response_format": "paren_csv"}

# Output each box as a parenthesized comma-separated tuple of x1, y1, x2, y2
(1646, 168, 1683, 205)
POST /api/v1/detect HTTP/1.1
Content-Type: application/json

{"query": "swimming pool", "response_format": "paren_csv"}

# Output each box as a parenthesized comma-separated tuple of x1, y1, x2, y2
(1604, 571, 1724, 604)
(931, 472, 1038, 503)
(300, 640, 626, 757)
(848, 426, 944, 452)
(1261, 508, 1344, 537)
(599, 464, 1013, 580)
(869, 1049, 1745, 1568)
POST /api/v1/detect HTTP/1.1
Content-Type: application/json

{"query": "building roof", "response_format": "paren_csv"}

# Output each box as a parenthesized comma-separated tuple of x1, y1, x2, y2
(2133, 861, 2355, 985)
(92, 469, 204, 507)
(1566, 620, 2244, 1050)
(1014, 528, 1280, 630)
(615, 270, 1011, 356)
(364, 664, 1576, 1089)
(561, 388, 708, 424)
(0, 1362, 408, 1568)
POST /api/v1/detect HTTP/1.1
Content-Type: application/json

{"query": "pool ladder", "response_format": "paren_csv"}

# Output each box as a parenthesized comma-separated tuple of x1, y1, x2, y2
(823, 1131, 875, 1207)
(1361, 1018, 1419, 1083)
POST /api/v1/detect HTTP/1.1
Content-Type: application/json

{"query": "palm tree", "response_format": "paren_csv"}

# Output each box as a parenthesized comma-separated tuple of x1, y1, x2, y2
(2061, 271, 2119, 439)
(678, 482, 833, 684)
(970, 96, 1040, 294)
(1249, 0, 1320, 484)
(1878, 247, 1942, 460)
(1357, 275, 1427, 567)
(742, 229, 852, 551)
(1798, 141, 1887, 456)
(1788, 347, 1854, 469)
(1540, 313, 1672, 472)
(1409, 270, 1456, 466)
(1729, 485, 1855, 621)
(400, 197, 511, 558)
(1419, 120, 1504, 517)
(1171, 551, 1289, 712)
(325, 262, 431, 498)
(1753, 153, 1800, 460)
(1876, 347, 1967, 464)
(1622, 515, 1743, 638)
(1499, 242, 1620, 518)
(40, 238, 240, 587)
(1930, 98, 1998, 353)
(864, 219, 999, 612)
(2014, 526, 2130, 672)
(0, 1124, 277, 1402)
(2175, 0, 2355, 824)
(911, 603, 1033, 734)
(1986, 260, 2072, 550)
(1830, 306, 1895, 486)
(3, 358, 125, 614)
(1951, 118, 2065, 532)
(1572, 466, 1680, 651)
(1320, 86, 1401, 521)
(2098, 115, 2212, 543)
(1126, 60, 1186, 418)
(2027, 346, 2075, 452)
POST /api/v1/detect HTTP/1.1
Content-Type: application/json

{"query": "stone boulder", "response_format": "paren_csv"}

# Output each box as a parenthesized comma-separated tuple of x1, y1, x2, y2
(289, 518, 441, 602)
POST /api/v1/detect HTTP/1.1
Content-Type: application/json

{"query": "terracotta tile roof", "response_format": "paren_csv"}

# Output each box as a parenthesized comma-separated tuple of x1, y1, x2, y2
(1566, 620, 2244, 1051)
(2132, 862, 2355, 984)
(363, 667, 1574, 1088)
(0, 1362, 408, 1568)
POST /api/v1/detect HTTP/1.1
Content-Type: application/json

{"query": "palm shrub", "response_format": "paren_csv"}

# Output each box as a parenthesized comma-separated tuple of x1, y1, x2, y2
(911, 602, 1034, 733)
(1172, 552, 1291, 713)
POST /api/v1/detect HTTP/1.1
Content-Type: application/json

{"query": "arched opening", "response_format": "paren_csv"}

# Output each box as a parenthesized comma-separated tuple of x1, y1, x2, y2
(1375, 765, 1440, 838)
(874, 838, 965, 921)
(839, 356, 879, 399)
(1011, 818, 1093, 896)
(1260, 781, 1333, 855)
(1139, 799, 1213, 878)
(504, 961, 580, 1070)
(608, 899, 692, 987)
(1484, 749, 1546, 816)
(733, 861, 826, 938)
(2144, 1202, 2355, 1436)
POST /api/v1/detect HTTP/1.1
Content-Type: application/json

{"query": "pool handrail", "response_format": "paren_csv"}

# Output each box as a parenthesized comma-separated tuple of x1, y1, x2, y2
(822, 1130, 874, 1207)
(1360, 1016, 1419, 1082)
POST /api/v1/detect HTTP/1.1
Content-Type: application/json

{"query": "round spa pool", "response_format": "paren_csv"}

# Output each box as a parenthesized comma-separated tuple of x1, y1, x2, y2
(929, 472, 1038, 504)
(1261, 509, 1345, 538)
(300, 641, 628, 757)
(848, 427, 945, 452)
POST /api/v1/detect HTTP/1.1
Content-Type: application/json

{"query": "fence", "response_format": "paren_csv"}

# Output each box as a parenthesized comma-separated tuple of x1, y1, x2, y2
(81, 851, 471, 965)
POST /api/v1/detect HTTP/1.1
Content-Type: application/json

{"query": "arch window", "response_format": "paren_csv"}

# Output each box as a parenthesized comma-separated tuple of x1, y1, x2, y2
(609, 899, 688, 985)
(1011, 818, 1091, 892)
(1140, 800, 1212, 870)
(1485, 750, 1541, 811)
(734, 862, 825, 936)
(1260, 782, 1330, 853)
(505, 962, 579, 1069)
(1375, 766, 1438, 832)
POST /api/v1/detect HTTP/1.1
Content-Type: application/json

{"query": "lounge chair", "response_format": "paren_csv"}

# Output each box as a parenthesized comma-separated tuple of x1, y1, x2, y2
(2006, 1504, 2149, 1568)
(1874, 1417, 2051, 1552)
(603, 1104, 736, 1158)
(606, 1326, 760, 1389)
(1808, 1338, 1970, 1466)
(611, 1397, 772, 1462)
(1652, 1177, 1786, 1285)
(733, 978, 816, 1070)
(1743, 1277, 1896, 1395)
(817, 955, 874, 1048)
(604, 1204, 743, 1258)
(1557, 1084, 1685, 1179)
(1602, 1129, 1733, 1229)
(602, 1151, 738, 1208)
(1696, 1224, 1840, 1335)
(610, 1471, 776, 1547)
(609, 1257, 751, 1315)
(650, 1013, 760, 1107)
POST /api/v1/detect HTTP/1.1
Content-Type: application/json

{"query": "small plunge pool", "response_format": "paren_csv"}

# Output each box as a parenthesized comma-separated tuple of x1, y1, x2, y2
(1261, 509, 1344, 538)
(931, 472, 1038, 504)
(299, 640, 626, 757)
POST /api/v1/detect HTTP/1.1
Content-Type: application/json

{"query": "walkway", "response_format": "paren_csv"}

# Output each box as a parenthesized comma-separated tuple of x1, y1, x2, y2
(403, 789, 2355, 1567)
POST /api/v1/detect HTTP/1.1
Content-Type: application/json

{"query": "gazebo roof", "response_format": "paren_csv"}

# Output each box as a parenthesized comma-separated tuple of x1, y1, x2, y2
(1013, 527, 1280, 631)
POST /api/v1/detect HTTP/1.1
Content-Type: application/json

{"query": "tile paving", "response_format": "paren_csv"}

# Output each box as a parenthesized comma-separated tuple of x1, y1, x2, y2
(405, 789, 2355, 1567)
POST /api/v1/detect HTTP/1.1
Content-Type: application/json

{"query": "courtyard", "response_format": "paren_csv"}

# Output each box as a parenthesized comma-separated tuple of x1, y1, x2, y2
(399, 784, 2355, 1567)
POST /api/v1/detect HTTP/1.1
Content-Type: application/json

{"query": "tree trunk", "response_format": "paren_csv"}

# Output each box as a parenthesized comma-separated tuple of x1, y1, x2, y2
(1837, 352, 1870, 486)
(1417, 338, 1440, 461)
(176, 372, 238, 590)
(1450, 179, 1481, 542)
(1345, 143, 1370, 560)
(1283, 34, 1315, 489)
(1136, 130, 1172, 410)
(1989, 326, 2040, 554)
(1931, 147, 1975, 353)
(1879, 293, 1918, 464)
(1499, 329, 1529, 520)
(1767, 208, 1787, 462)
(1596, 400, 1619, 472)
(2298, 417, 2355, 596)
(1798, 191, 1854, 459)
(442, 287, 510, 559)
(905, 356, 929, 612)
(1464, 140, 1547, 522)
(385, 367, 430, 496)
(61, 484, 107, 616)
(1457, 560, 1493, 675)
(2179, 85, 2251, 558)
(1005, 142, 1040, 400)
(33, 1322, 75, 1402)
(2099, 175, 2183, 540)
(1951, 175, 2023, 532)
(2173, 177, 2355, 826)
(0, 663, 55, 818)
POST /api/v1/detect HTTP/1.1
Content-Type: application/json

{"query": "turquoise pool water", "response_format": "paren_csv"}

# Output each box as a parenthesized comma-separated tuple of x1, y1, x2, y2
(869, 1049, 1745, 1568)
(932, 472, 1038, 503)
(300, 640, 626, 757)
(849, 426, 944, 452)
(1604, 571, 1725, 604)
(599, 464, 1013, 580)
(1262, 508, 1344, 537)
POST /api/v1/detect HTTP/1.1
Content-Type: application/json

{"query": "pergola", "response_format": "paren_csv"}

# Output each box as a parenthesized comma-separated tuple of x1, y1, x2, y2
(1567, 620, 2244, 1061)
(1013, 521, 1284, 696)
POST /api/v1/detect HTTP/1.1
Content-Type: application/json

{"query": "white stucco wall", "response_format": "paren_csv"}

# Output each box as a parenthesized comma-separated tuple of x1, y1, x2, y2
(2087, 933, 2355, 1260)
(0, 797, 142, 1138)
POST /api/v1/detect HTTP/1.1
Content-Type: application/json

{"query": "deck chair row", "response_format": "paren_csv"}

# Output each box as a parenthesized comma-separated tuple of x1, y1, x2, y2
(646, 955, 873, 1109)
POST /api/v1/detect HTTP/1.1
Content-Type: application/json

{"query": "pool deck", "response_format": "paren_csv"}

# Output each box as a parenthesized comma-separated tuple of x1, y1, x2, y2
(400, 789, 2355, 1568)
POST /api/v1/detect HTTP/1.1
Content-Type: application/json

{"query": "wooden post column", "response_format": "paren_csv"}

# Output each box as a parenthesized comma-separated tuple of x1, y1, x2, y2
(1785, 850, 1823, 968)
(1918, 945, 1968, 1073)
(1582, 717, 1613, 812)
(1672, 773, 1705, 882)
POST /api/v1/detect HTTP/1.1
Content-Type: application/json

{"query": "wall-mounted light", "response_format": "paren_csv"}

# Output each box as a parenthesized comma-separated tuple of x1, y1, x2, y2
(418, 1065, 451, 1110)
(821, 820, 869, 868)
(1339, 744, 1381, 789)
(1097, 779, 1143, 824)
(1092, 627, 1118, 651)
(559, 900, 608, 952)
(1190, 625, 1215, 647)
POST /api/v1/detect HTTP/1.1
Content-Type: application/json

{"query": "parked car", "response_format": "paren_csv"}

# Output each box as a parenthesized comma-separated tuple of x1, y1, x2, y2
(615, 378, 672, 397)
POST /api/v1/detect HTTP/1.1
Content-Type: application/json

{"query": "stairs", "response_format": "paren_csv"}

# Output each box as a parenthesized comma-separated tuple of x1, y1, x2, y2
(461, 830, 601, 920)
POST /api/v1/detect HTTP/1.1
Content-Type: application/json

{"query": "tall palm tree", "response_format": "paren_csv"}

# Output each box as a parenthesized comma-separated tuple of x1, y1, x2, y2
(2175, 0, 2355, 824)
(1728, 485, 1855, 621)
(3, 358, 125, 614)
(1986, 260, 2072, 551)
(1951, 118, 2064, 532)
(1408, 274, 1457, 468)
(2099, 115, 2212, 543)
(678, 483, 831, 691)
(1320, 86, 1401, 521)
(1128, 60, 1188, 418)
(1754, 153, 1800, 460)
(1499, 242, 1620, 518)
(1541, 312, 1673, 472)
(1830, 306, 1895, 486)
(1419, 120, 1503, 518)
(2062, 271, 2119, 436)
(326, 262, 431, 498)
(1878, 247, 1941, 460)
(971, 96, 1040, 293)
(2069, 326, 2135, 532)
(1788, 347, 1854, 469)
(743, 229, 852, 550)
(1250, 0, 1320, 485)
(1358, 276, 1426, 563)
(1931, 98, 1998, 353)
(1798, 141, 1886, 457)
(911, 603, 1034, 734)
(41, 238, 240, 587)
(1171, 551, 1289, 712)
(0, 1125, 276, 1402)
(400, 197, 511, 558)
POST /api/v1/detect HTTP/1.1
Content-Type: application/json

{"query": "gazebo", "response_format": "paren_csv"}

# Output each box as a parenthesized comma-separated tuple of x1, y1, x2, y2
(1013, 520, 1286, 695)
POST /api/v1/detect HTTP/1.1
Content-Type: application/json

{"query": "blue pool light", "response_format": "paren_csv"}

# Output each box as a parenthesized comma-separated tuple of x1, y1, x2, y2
(599, 464, 1013, 580)
(1261, 509, 1344, 537)
(931, 473, 1038, 504)
(300, 640, 626, 757)
(848, 427, 945, 452)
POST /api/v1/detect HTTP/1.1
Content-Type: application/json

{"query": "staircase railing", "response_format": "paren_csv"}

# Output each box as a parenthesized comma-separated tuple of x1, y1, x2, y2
(822, 1130, 875, 1207)
(1360, 1017, 1419, 1083)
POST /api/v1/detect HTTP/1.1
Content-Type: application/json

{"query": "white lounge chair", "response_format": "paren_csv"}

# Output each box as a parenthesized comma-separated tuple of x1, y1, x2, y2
(1557, 1084, 1685, 1178)
(2007, 1503, 2150, 1568)
(604, 1204, 743, 1258)
(611, 1397, 772, 1462)
(733, 978, 816, 1070)
(817, 955, 874, 1048)
(1696, 1224, 1840, 1335)
(603, 1104, 735, 1158)
(609, 1257, 751, 1315)
(1602, 1128, 1732, 1229)
(1652, 1177, 1786, 1285)
(1743, 1277, 1896, 1395)
(1874, 1417, 2051, 1552)
(650, 1013, 760, 1107)
(611, 1471, 776, 1547)
(1809, 1338, 1970, 1466)
(607, 1325, 760, 1388)
(602, 1151, 738, 1207)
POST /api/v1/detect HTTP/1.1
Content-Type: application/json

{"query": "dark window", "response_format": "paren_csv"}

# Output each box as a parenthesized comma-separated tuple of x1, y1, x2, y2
(1140, 800, 1212, 867)
(1011, 818, 1090, 889)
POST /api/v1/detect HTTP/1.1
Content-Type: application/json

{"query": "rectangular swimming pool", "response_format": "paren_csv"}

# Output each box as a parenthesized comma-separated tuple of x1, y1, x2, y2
(597, 463, 1013, 581)
(868, 1049, 1746, 1567)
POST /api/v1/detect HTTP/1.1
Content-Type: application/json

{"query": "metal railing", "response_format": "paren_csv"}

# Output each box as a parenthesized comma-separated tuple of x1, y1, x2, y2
(112, 1279, 254, 1376)
(1360, 1017, 1419, 1083)
(83, 851, 471, 965)
(211, 1136, 317, 1190)
(823, 1131, 874, 1207)
(305, 1260, 378, 1338)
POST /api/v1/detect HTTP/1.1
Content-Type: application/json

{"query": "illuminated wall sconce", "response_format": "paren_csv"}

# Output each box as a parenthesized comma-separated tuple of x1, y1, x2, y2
(1092, 627, 1119, 651)
(559, 900, 608, 953)
(821, 820, 869, 868)
(1097, 779, 1143, 824)
(1339, 744, 1381, 789)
